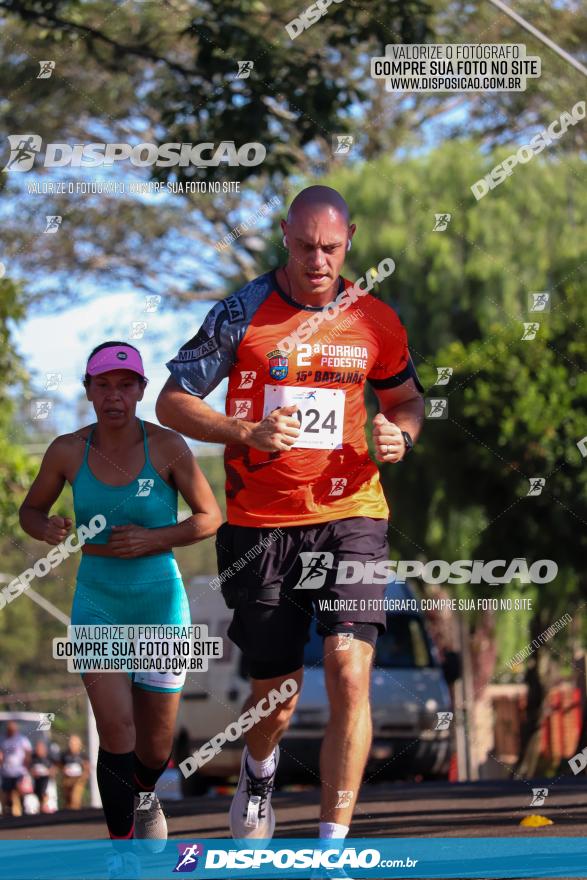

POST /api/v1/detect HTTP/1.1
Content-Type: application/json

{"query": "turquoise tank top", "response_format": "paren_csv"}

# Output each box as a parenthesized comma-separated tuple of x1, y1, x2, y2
(72, 419, 178, 547)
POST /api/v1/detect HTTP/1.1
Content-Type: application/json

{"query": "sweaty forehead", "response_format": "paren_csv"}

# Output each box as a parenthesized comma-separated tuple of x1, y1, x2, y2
(287, 205, 349, 242)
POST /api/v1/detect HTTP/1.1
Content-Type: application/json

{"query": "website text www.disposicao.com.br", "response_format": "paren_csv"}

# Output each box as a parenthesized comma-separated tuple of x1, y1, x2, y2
(197, 846, 418, 871)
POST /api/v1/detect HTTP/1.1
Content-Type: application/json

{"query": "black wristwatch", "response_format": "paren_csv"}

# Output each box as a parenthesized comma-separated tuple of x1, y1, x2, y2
(401, 431, 414, 454)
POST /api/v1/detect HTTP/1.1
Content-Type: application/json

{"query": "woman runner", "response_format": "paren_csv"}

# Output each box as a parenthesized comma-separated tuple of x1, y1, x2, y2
(19, 341, 222, 876)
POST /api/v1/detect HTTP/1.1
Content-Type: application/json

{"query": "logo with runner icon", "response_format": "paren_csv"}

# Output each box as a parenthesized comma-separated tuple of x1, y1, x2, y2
(434, 711, 453, 731)
(294, 551, 334, 589)
(266, 349, 289, 380)
(530, 787, 549, 807)
(173, 843, 204, 872)
(136, 478, 154, 497)
(3, 134, 42, 172)
(238, 370, 256, 389)
(230, 399, 252, 419)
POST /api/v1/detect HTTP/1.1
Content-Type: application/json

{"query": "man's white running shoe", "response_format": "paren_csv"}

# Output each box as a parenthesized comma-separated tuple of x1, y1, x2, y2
(229, 745, 279, 839)
(133, 793, 168, 852)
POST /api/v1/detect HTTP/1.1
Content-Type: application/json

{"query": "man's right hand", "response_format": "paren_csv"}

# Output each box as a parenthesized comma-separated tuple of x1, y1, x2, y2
(244, 405, 301, 452)
(43, 515, 72, 545)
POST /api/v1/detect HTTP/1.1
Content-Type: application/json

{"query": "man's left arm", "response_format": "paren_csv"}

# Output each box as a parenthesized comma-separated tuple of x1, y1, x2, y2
(372, 380, 424, 463)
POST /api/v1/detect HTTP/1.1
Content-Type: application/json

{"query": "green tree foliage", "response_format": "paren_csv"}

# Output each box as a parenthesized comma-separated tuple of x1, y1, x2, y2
(322, 143, 586, 591)
(1, 0, 584, 304)
(0, 277, 44, 683)
(0, 277, 36, 533)
(0, 0, 429, 303)
(427, 0, 586, 148)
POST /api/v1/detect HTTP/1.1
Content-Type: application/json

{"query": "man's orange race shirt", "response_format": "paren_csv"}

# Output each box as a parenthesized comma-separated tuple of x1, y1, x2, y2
(167, 270, 421, 527)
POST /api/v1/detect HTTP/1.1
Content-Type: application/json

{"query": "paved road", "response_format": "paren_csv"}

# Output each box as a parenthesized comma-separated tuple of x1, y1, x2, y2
(1, 778, 585, 840)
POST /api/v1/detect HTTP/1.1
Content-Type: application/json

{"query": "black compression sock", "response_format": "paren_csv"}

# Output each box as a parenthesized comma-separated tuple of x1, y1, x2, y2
(133, 751, 171, 795)
(96, 747, 135, 839)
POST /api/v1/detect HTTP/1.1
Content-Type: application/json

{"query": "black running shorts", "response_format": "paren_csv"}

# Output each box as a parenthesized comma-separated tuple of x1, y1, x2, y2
(215, 516, 389, 679)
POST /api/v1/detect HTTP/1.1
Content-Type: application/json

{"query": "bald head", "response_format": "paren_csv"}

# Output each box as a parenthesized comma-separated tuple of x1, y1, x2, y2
(279, 185, 355, 303)
(287, 185, 350, 225)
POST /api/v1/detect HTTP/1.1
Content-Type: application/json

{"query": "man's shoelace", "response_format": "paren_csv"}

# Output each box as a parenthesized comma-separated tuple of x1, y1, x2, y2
(244, 774, 274, 820)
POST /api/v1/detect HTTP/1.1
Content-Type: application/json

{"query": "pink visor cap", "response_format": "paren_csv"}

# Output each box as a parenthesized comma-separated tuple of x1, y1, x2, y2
(86, 345, 145, 378)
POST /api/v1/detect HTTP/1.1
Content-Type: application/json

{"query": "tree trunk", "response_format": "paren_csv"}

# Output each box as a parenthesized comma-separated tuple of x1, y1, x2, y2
(516, 614, 549, 778)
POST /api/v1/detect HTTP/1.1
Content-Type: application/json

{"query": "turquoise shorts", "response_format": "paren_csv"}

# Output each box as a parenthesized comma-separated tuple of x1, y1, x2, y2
(71, 554, 191, 693)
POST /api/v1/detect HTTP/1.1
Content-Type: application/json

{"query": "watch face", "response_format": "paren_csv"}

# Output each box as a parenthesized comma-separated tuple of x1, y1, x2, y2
(402, 431, 414, 450)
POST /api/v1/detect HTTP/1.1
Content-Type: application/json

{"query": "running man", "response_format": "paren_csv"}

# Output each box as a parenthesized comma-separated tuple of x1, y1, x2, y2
(19, 342, 221, 877)
(156, 186, 424, 843)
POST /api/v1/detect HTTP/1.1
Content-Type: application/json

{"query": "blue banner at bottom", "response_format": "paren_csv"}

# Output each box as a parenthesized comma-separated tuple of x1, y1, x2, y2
(1, 838, 587, 879)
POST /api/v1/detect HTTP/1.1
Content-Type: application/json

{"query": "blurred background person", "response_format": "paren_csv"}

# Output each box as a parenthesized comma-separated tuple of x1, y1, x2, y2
(30, 740, 56, 814)
(60, 735, 89, 810)
(0, 721, 32, 817)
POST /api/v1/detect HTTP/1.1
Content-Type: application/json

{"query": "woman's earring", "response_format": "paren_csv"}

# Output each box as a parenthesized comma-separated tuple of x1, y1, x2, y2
(283, 236, 288, 247)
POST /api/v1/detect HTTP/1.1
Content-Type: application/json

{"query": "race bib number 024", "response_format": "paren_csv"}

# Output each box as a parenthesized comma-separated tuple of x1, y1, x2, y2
(263, 385, 345, 450)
